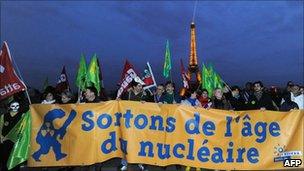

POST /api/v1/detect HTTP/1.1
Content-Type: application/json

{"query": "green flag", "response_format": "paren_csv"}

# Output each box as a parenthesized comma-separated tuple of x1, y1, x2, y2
(201, 63, 224, 97)
(214, 72, 223, 89)
(208, 64, 223, 89)
(6, 111, 31, 170)
(87, 54, 100, 94)
(201, 63, 213, 97)
(163, 40, 172, 79)
(76, 54, 87, 91)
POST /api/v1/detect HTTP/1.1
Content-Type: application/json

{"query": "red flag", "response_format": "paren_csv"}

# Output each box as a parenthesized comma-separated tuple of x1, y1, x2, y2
(116, 60, 144, 98)
(0, 41, 27, 100)
(180, 58, 189, 89)
(142, 62, 157, 90)
(55, 66, 70, 93)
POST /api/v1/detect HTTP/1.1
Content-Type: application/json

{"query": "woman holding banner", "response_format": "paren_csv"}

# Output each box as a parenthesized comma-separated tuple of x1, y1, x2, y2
(181, 89, 202, 171)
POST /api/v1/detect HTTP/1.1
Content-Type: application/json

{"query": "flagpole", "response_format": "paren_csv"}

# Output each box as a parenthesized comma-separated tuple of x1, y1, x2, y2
(9, 47, 32, 105)
(198, 61, 204, 91)
(77, 86, 81, 103)
(221, 79, 232, 92)
(169, 66, 176, 101)
(145, 62, 157, 95)
(147, 62, 157, 87)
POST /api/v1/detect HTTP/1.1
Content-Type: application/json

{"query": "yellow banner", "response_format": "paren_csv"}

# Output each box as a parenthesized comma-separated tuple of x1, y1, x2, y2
(28, 101, 304, 170)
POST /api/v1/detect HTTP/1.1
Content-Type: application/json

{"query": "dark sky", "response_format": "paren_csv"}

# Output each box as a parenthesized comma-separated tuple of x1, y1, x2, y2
(1, 1, 303, 91)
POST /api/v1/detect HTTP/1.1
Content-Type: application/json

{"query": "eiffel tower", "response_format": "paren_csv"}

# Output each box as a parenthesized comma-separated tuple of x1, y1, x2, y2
(187, 22, 201, 89)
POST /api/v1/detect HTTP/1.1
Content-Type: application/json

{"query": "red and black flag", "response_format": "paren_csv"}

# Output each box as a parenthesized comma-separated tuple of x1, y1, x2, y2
(116, 60, 144, 98)
(55, 66, 70, 93)
(0, 41, 26, 100)
(179, 58, 190, 96)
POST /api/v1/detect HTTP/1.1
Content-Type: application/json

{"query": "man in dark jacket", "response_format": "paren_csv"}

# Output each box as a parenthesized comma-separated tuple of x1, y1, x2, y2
(123, 81, 149, 102)
(163, 81, 181, 104)
(229, 86, 245, 111)
(242, 82, 253, 104)
(154, 84, 165, 103)
(280, 93, 299, 111)
(246, 81, 276, 110)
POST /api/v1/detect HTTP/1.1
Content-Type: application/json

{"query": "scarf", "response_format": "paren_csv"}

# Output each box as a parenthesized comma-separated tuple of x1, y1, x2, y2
(187, 98, 197, 106)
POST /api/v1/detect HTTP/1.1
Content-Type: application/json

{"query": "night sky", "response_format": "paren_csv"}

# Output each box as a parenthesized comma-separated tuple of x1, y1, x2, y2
(0, 1, 303, 91)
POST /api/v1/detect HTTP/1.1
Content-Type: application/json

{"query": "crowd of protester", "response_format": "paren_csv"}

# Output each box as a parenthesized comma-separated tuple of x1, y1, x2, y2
(26, 80, 304, 112)
(0, 80, 303, 171)
(21, 81, 304, 111)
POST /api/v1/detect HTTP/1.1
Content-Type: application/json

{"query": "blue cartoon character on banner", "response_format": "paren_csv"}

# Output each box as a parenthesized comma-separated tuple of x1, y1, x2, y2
(32, 109, 76, 161)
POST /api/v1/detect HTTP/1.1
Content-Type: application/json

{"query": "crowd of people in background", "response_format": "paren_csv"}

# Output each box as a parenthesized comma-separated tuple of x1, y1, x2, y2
(0, 80, 303, 171)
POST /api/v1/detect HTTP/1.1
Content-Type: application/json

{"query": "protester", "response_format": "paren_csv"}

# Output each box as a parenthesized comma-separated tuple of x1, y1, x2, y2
(163, 81, 181, 104)
(154, 84, 165, 103)
(60, 90, 74, 104)
(197, 89, 211, 108)
(99, 87, 109, 101)
(222, 84, 232, 100)
(0, 92, 29, 171)
(290, 84, 304, 109)
(83, 86, 101, 103)
(246, 81, 276, 110)
(181, 89, 202, 107)
(242, 82, 253, 103)
(269, 86, 282, 109)
(285, 81, 294, 94)
(41, 86, 57, 104)
(280, 93, 299, 111)
(211, 88, 232, 110)
(28, 87, 42, 104)
(123, 80, 148, 102)
(229, 86, 245, 111)
(300, 86, 304, 95)
(119, 80, 148, 171)
(181, 89, 202, 171)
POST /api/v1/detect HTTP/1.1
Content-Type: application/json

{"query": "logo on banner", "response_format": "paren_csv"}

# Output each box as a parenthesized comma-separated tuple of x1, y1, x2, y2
(32, 109, 76, 162)
(273, 144, 302, 165)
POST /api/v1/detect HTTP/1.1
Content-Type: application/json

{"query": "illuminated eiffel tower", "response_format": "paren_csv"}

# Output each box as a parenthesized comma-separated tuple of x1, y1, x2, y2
(187, 22, 201, 89)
